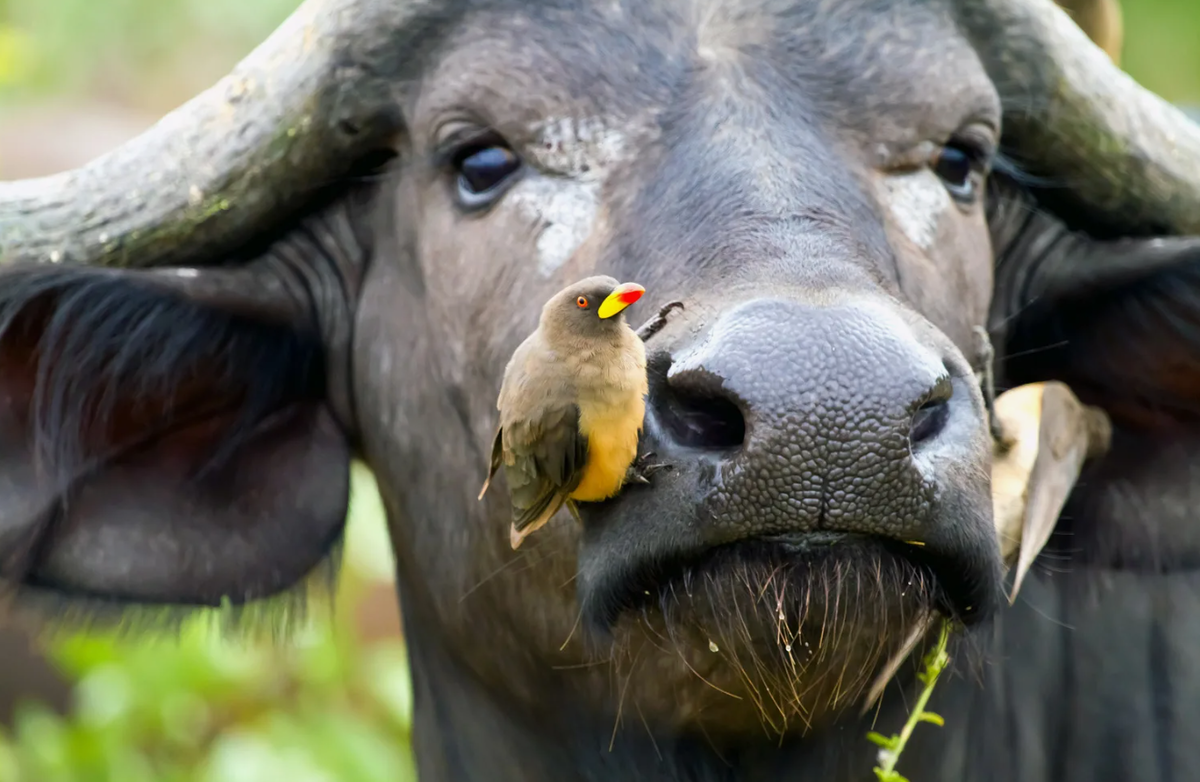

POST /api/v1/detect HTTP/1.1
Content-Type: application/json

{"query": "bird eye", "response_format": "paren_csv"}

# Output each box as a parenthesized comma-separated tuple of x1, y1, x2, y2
(577, 296, 589, 308)
(453, 140, 522, 210)
(932, 139, 988, 204)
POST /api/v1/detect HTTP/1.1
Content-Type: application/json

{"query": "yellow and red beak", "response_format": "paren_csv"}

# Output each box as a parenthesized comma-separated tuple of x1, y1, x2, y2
(597, 282, 645, 319)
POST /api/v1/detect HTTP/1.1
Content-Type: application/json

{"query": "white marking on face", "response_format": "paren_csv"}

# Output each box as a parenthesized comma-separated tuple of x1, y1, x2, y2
(878, 169, 952, 252)
(508, 117, 631, 277)
(511, 181, 601, 277)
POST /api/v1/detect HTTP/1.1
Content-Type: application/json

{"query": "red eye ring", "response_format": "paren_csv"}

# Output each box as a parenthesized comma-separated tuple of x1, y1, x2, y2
(576, 296, 588, 308)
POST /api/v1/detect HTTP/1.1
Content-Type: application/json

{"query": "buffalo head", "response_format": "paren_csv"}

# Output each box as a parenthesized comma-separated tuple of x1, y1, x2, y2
(3, 0, 1200, 778)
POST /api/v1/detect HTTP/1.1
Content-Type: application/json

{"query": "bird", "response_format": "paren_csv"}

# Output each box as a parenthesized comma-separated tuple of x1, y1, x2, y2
(477, 276, 683, 549)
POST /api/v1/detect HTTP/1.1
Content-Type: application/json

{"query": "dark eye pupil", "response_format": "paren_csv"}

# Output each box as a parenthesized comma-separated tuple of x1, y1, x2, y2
(934, 146, 973, 190)
(459, 147, 519, 194)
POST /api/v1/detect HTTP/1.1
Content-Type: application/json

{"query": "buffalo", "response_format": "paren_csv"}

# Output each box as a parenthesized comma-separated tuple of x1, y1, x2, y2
(3, 0, 1200, 779)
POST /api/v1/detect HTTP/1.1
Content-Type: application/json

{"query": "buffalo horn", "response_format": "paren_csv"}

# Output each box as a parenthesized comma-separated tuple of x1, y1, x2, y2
(959, 0, 1200, 236)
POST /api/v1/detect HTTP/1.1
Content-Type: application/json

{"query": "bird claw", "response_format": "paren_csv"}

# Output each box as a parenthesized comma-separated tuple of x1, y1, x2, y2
(626, 451, 673, 485)
(636, 301, 685, 342)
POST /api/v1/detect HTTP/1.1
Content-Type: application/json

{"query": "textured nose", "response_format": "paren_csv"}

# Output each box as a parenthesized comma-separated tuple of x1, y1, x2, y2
(651, 297, 960, 542)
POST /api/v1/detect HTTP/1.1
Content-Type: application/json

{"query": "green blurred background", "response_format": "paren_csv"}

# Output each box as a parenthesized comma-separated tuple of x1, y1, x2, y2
(1, 0, 1199, 113)
(0, 0, 1197, 780)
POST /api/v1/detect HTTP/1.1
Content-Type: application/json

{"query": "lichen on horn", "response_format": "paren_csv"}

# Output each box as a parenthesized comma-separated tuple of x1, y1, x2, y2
(0, 0, 450, 270)
(957, 0, 1200, 237)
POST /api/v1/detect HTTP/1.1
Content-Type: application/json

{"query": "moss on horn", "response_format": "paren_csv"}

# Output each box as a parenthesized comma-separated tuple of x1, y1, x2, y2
(959, 0, 1200, 237)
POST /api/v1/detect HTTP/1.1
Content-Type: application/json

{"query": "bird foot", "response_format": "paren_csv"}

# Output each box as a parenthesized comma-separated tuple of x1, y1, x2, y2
(635, 301, 685, 342)
(625, 451, 673, 485)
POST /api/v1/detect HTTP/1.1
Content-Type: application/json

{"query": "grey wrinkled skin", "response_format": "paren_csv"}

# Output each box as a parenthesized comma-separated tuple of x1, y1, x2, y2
(2, 0, 1200, 780)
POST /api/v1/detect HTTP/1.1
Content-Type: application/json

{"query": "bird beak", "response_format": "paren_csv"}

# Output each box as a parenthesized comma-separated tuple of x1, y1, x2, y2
(597, 282, 645, 319)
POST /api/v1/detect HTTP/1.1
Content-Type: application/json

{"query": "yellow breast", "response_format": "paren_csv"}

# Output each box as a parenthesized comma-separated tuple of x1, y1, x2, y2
(570, 391, 646, 503)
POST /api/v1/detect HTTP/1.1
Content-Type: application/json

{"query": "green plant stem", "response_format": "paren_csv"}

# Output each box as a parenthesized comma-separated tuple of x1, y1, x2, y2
(871, 618, 952, 780)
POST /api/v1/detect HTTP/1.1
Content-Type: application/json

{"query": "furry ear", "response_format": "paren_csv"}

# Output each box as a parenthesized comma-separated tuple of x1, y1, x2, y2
(0, 262, 351, 632)
(988, 176, 1200, 431)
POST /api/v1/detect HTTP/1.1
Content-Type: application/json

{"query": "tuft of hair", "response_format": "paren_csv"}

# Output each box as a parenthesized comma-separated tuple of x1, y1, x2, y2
(607, 539, 961, 738)
(0, 264, 325, 491)
(6, 539, 344, 648)
(990, 151, 1057, 191)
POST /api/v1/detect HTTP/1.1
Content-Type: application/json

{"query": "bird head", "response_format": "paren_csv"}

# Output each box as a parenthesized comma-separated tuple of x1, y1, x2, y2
(540, 276, 646, 340)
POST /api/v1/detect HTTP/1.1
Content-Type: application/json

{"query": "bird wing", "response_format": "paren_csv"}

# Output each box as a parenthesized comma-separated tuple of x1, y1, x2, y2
(478, 335, 539, 502)
(502, 402, 589, 538)
(477, 424, 505, 501)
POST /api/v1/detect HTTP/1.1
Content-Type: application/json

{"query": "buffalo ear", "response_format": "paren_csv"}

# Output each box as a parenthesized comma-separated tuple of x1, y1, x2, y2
(990, 178, 1200, 430)
(0, 263, 351, 630)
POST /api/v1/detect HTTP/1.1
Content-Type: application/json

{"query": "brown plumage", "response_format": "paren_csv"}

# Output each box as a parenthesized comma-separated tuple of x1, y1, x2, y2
(478, 276, 674, 549)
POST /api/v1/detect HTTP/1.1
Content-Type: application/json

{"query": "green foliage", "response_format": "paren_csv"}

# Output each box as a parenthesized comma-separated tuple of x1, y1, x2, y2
(1122, 0, 1200, 105)
(0, 628, 417, 782)
(867, 619, 954, 782)
(0, 628, 415, 782)
(0, 0, 302, 108)
(0, 24, 33, 87)
(2, 0, 1199, 108)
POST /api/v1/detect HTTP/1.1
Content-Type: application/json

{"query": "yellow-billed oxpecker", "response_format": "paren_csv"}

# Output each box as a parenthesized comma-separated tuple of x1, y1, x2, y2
(478, 276, 683, 549)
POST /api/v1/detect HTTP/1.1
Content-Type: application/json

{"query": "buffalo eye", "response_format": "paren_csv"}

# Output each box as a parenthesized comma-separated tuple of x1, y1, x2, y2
(932, 140, 987, 203)
(455, 143, 521, 209)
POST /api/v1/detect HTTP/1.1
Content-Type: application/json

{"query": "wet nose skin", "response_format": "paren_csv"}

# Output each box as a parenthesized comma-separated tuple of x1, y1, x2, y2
(665, 298, 951, 541)
(576, 297, 1002, 632)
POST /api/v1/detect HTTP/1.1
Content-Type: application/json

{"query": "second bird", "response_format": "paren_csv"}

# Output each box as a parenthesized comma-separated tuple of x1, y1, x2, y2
(479, 275, 658, 549)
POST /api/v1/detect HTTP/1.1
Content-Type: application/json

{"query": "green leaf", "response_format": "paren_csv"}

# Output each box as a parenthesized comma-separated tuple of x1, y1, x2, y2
(874, 769, 910, 782)
(866, 732, 897, 749)
(918, 711, 944, 727)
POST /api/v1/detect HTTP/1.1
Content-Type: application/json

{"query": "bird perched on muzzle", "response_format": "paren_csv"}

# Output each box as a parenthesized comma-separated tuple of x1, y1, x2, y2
(478, 276, 683, 549)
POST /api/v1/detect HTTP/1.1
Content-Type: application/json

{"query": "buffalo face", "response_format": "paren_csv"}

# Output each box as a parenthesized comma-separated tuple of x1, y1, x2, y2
(359, 0, 1005, 735)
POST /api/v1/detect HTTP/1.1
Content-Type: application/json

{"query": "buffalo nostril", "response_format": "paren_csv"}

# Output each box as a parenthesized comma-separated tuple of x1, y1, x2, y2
(909, 399, 949, 446)
(909, 376, 954, 448)
(653, 361, 747, 451)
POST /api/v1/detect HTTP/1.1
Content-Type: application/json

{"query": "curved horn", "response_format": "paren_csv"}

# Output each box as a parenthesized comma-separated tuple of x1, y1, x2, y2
(0, 0, 448, 269)
(958, 0, 1200, 237)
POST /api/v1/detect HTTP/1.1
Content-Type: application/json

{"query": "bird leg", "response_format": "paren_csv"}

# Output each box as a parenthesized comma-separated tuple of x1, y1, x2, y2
(635, 301, 685, 342)
(625, 451, 673, 485)
(627, 303, 685, 486)
(972, 325, 1011, 448)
